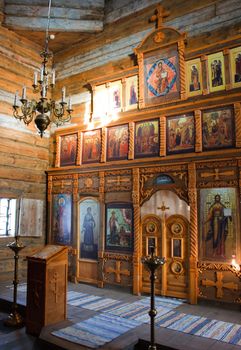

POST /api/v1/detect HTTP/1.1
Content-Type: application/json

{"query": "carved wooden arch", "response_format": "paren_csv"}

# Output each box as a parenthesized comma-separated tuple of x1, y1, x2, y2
(140, 172, 189, 206)
(141, 213, 162, 230)
(77, 196, 101, 253)
(165, 214, 189, 233)
(135, 27, 186, 54)
(134, 7, 187, 109)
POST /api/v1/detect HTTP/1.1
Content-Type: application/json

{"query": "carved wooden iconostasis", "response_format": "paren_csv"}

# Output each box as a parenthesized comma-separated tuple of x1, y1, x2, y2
(47, 6, 241, 305)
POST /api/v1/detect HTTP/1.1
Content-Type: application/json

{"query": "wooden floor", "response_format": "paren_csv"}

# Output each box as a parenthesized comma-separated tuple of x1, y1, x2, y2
(0, 281, 240, 350)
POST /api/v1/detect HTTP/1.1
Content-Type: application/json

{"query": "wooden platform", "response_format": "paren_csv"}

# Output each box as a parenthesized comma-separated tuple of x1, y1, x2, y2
(0, 282, 240, 350)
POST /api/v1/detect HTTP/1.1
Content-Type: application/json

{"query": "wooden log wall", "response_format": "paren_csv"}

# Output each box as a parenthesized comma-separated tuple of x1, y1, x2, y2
(0, 25, 48, 282)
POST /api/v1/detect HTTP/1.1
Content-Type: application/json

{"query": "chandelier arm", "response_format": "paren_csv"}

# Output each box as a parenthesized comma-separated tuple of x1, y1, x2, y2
(13, 100, 37, 125)
(50, 101, 71, 126)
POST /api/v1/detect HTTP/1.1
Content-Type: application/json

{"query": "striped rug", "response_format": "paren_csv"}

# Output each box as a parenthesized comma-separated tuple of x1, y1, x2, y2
(52, 313, 141, 348)
(156, 310, 241, 346)
(67, 291, 124, 311)
(137, 296, 184, 309)
(105, 301, 172, 323)
(67, 291, 184, 315)
(64, 291, 241, 346)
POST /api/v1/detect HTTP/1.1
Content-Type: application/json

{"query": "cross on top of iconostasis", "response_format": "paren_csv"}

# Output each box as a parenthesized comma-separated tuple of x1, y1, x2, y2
(150, 4, 170, 28)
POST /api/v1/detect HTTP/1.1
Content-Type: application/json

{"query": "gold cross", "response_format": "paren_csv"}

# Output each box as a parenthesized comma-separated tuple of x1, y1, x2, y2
(105, 261, 130, 283)
(157, 201, 170, 213)
(200, 169, 234, 180)
(107, 176, 129, 186)
(150, 5, 170, 28)
(201, 271, 238, 298)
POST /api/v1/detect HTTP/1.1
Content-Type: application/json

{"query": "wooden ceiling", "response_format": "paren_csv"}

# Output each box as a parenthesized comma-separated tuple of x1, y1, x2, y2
(2, 0, 105, 53)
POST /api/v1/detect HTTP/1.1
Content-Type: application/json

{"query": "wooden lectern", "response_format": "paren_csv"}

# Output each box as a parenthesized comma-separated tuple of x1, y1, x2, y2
(26, 245, 68, 335)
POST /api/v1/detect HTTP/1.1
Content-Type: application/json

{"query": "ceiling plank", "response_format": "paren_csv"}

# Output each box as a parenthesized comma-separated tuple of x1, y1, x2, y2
(4, 5, 104, 20)
(4, 0, 104, 9)
(4, 17, 104, 32)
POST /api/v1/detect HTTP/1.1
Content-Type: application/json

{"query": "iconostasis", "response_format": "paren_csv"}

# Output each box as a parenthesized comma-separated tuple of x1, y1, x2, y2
(47, 12, 241, 305)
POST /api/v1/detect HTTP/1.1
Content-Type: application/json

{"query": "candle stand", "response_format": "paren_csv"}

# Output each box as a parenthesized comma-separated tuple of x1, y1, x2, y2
(141, 246, 166, 350)
(4, 236, 25, 327)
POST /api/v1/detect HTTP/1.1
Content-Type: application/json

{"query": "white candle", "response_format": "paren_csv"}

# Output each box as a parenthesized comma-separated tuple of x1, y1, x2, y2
(68, 97, 72, 109)
(16, 198, 22, 237)
(52, 69, 55, 85)
(42, 85, 46, 98)
(40, 67, 44, 81)
(62, 86, 66, 102)
(14, 91, 18, 106)
(22, 86, 26, 100)
(34, 71, 38, 86)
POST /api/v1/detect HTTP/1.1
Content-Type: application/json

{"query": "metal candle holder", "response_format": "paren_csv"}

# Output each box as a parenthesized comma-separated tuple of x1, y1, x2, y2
(4, 235, 25, 327)
(141, 246, 166, 350)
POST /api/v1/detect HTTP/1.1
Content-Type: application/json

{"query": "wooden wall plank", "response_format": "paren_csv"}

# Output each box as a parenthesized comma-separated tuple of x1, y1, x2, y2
(0, 166, 46, 183)
(0, 125, 49, 148)
(4, 17, 104, 32)
(4, 5, 104, 20)
(5, 0, 104, 8)
(0, 138, 49, 160)
(0, 153, 48, 171)
(54, 0, 240, 75)
(0, 26, 43, 63)
(0, 179, 46, 197)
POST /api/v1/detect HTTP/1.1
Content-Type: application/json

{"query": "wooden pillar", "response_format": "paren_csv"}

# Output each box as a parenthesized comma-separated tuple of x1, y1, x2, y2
(98, 171, 105, 288)
(132, 168, 141, 295)
(71, 174, 79, 283)
(188, 162, 198, 304)
(178, 40, 186, 100)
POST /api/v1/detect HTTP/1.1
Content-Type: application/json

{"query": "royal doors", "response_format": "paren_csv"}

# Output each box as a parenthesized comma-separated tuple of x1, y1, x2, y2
(141, 214, 189, 299)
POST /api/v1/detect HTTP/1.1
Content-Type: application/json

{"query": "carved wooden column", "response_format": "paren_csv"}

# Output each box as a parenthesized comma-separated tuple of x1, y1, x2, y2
(132, 168, 141, 295)
(159, 116, 166, 157)
(201, 55, 209, 95)
(128, 122, 134, 160)
(136, 53, 144, 109)
(71, 174, 79, 283)
(194, 109, 202, 153)
(223, 48, 231, 90)
(178, 40, 186, 100)
(76, 131, 81, 165)
(55, 136, 60, 167)
(188, 162, 198, 304)
(98, 171, 105, 288)
(101, 128, 106, 163)
(234, 103, 241, 148)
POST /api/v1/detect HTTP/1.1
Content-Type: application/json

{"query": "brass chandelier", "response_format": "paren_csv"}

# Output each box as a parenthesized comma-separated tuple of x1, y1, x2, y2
(13, 0, 73, 137)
